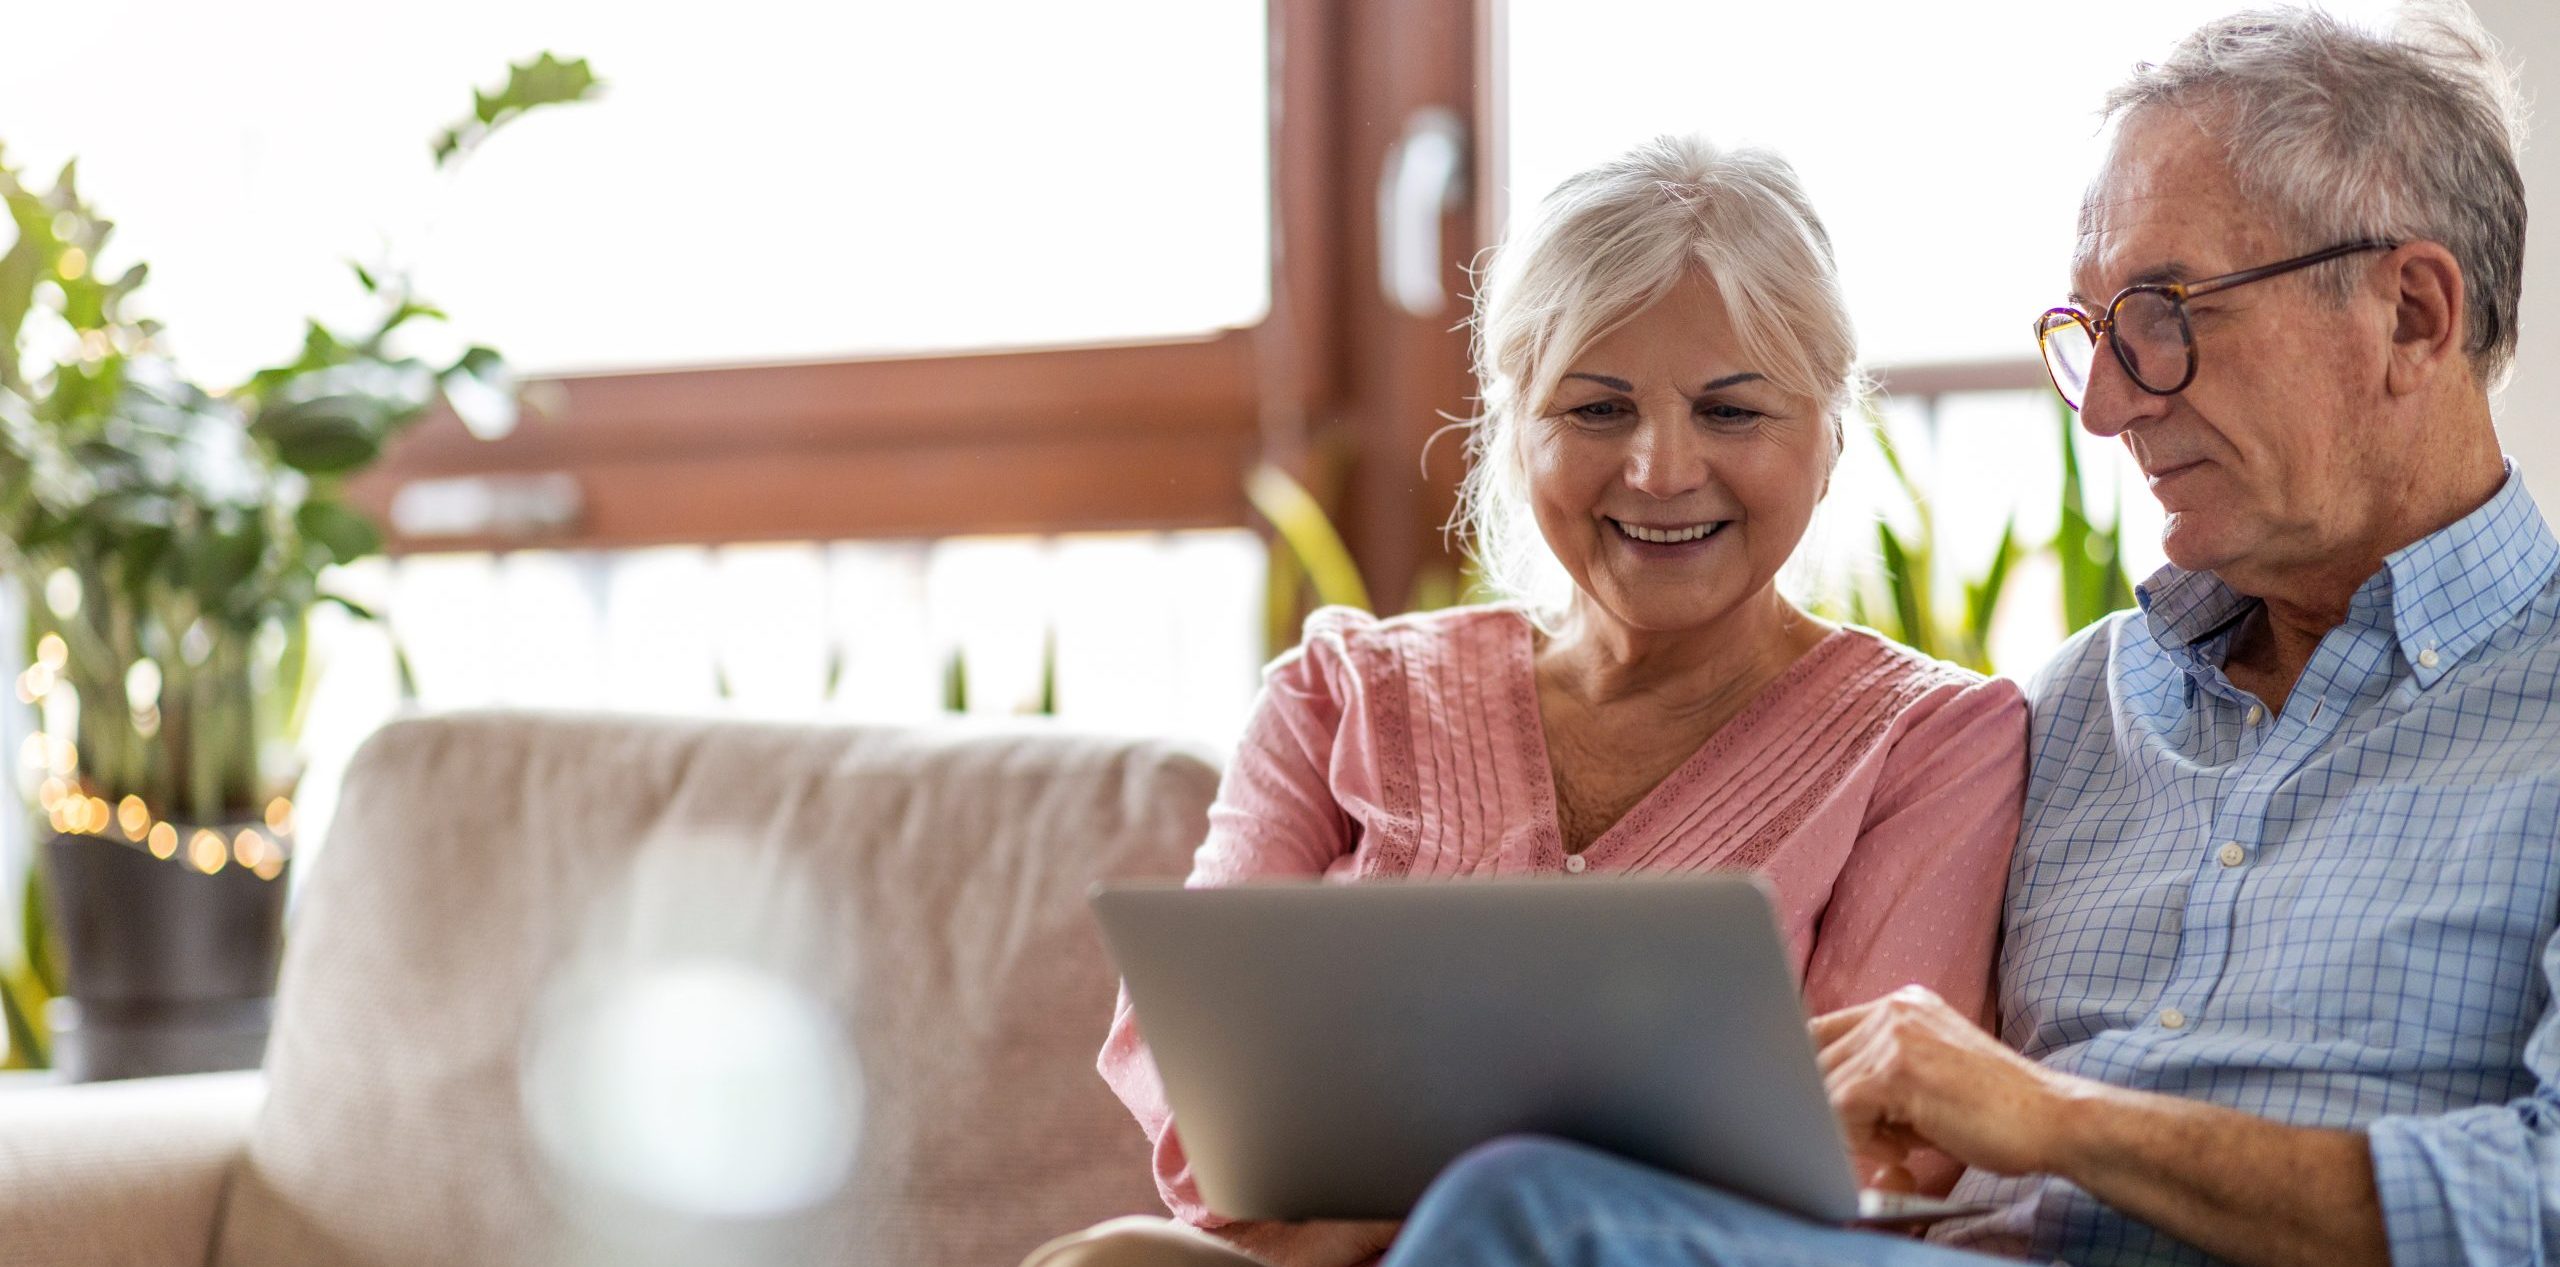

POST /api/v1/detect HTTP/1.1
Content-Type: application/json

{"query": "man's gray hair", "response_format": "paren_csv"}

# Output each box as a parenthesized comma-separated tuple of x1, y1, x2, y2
(1459, 135, 1859, 613)
(2102, 3, 2528, 385)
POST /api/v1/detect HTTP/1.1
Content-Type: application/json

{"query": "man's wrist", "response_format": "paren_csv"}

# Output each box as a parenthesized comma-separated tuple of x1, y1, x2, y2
(2024, 1067, 2119, 1180)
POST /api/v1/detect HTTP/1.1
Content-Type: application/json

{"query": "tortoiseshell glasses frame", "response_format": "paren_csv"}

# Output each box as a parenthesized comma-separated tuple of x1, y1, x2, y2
(2033, 238, 2401, 410)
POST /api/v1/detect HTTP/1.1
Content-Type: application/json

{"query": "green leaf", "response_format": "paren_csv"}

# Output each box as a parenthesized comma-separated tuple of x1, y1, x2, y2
(1035, 624, 1058, 716)
(437, 53, 603, 169)
(374, 300, 448, 341)
(1246, 462, 1372, 613)
(493, 53, 602, 116)
(185, 518, 268, 602)
(296, 500, 383, 565)
(1964, 518, 2018, 640)
(23, 858, 58, 998)
(1876, 521, 1931, 660)
(1, 972, 41, 1069)
(318, 591, 383, 622)
(0, 179, 62, 391)
(440, 344, 519, 439)
(244, 321, 354, 401)
(351, 261, 379, 293)
(2053, 397, 2134, 634)
(6, 866, 58, 1067)
(116, 524, 174, 598)
(253, 395, 389, 473)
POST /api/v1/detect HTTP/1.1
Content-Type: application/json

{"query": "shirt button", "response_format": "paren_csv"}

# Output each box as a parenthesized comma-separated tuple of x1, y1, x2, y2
(2217, 842, 2247, 868)
(1564, 853, 1587, 874)
(2244, 704, 2265, 727)
(2418, 647, 2441, 670)
(2159, 1008, 2188, 1030)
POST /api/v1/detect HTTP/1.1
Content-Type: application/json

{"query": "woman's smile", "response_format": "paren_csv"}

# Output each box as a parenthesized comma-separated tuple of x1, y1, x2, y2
(1607, 517, 1731, 553)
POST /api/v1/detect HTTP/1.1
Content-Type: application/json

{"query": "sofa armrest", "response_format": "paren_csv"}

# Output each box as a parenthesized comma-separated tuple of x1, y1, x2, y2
(0, 1070, 264, 1267)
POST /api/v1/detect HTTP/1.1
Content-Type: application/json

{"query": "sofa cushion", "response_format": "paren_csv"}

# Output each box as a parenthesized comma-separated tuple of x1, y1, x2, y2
(213, 713, 1216, 1267)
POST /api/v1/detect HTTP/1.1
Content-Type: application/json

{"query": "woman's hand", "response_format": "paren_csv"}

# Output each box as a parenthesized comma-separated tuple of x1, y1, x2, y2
(1213, 1219, 1402, 1267)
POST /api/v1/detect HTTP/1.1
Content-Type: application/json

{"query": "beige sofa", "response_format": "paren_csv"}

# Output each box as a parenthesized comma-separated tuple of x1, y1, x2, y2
(0, 712, 1217, 1266)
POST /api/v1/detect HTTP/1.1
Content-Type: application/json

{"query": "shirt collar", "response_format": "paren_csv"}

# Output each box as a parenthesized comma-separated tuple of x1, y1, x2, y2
(2135, 460, 2558, 686)
(2381, 460, 2558, 683)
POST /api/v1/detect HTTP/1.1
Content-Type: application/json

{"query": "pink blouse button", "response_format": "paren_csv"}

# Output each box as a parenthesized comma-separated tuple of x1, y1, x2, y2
(1564, 853, 1588, 874)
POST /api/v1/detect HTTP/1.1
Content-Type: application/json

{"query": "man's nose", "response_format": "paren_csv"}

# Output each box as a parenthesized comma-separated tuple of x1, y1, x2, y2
(2075, 334, 2171, 439)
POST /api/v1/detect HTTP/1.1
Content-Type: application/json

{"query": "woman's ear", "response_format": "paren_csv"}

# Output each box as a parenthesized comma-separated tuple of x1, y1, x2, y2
(2384, 242, 2467, 396)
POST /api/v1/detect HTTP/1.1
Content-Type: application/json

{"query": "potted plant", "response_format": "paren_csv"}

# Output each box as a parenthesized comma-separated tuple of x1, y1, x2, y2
(0, 54, 599, 1077)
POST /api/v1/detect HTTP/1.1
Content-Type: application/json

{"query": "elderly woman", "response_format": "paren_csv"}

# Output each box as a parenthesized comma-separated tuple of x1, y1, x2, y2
(1031, 134, 2026, 1267)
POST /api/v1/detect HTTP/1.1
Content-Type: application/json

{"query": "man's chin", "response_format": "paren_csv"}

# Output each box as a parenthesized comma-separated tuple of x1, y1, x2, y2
(2158, 514, 2242, 577)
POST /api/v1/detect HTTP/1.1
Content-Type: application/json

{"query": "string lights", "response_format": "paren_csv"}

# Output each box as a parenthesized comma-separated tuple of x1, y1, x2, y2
(19, 718, 292, 882)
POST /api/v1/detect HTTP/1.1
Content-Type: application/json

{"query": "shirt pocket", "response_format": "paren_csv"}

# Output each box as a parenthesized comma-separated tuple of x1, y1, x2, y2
(2267, 778, 2560, 1055)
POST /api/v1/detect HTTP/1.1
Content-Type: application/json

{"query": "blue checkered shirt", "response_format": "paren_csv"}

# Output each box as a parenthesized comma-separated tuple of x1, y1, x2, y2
(1939, 465, 2560, 1265)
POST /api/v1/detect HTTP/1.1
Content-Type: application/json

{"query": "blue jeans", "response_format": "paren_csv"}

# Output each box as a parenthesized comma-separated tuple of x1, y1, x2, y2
(1380, 1137, 2015, 1267)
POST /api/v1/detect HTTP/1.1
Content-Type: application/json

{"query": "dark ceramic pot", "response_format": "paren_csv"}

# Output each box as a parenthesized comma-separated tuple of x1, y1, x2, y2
(40, 824, 290, 1082)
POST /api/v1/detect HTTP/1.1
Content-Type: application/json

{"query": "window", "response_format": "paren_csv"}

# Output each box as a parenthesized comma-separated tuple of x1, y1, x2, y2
(1505, 0, 2397, 667)
(2, 0, 1271, 382)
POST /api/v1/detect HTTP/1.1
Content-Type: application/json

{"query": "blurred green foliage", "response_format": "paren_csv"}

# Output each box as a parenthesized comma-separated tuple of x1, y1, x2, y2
(1826, 400, 2135, 672)
(0, 53, 599, 1070)
(1831, 411, 2019, 673)
(1251, 460, 1374, 656)
(2054, 398, 2137, 633)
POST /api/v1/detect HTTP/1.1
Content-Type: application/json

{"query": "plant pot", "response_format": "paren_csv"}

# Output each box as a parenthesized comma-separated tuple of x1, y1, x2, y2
(40, 826, 290, 1082)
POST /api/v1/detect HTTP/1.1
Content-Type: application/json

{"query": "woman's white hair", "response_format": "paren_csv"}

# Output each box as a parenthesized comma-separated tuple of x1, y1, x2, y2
(1457, 134, 1861, 614)
(2101, 2, 2528, 385)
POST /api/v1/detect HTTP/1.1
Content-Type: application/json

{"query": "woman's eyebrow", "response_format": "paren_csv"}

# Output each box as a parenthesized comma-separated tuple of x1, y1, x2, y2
(1694, 372, 1765, 392)
(1564, 372, 1631, 390)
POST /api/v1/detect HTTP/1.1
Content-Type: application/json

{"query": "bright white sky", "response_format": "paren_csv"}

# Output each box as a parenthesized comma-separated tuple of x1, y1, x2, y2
(2, 0, 2402, 385)
(1507, 0, 2399, 369)
(0, 0, 1271, 383)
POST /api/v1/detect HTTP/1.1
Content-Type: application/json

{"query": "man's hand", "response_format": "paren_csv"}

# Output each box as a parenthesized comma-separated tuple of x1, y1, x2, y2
(1812, 984, 2086, 1180)
(1814, 986, 2388, 1267)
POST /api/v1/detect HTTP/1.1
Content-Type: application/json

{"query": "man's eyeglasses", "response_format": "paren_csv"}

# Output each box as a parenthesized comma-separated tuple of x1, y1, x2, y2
(2033, 239, 2400, 411)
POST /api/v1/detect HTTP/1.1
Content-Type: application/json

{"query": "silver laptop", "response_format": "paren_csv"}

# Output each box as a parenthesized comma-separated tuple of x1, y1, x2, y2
(1091, 874, 1988, 1226)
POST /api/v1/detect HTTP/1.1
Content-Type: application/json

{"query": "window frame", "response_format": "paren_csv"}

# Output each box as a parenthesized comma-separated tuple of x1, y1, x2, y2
(353, 0, 1500, 615)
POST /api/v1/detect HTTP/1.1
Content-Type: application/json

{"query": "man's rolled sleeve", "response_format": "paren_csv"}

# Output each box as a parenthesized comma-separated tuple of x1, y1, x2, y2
(2365, 927, 2560, 1265)
(2368, 1096, 2557, 1263)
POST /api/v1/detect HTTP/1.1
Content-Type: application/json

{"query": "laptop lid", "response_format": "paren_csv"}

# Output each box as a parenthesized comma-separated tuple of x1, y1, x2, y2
(1091, 875, 1865, 1223)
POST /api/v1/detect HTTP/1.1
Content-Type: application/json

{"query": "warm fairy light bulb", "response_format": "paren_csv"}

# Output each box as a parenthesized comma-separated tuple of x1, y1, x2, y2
(264, 797, 295, 833)
(85, 797, 111, 835)
(253, 854, 284, 881)
(147, 822, 179, 859)
(124, 659, 162, 713)
(117, 796, 148, 839)
(189, 830, 227, 874)
(19, 734, 44, 770)
(233, 829, 266, 869)
(36, 778, 65, 811)
(33, 633, 66, 670)
(43, 569, 80, 619)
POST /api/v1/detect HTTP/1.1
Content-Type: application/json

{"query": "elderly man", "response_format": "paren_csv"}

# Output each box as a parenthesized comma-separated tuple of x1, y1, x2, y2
(1374, 6, 2547, 1266)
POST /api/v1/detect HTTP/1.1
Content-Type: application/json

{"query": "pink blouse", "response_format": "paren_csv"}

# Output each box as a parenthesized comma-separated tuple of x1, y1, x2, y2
(1099, 604, 2028, 1228)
